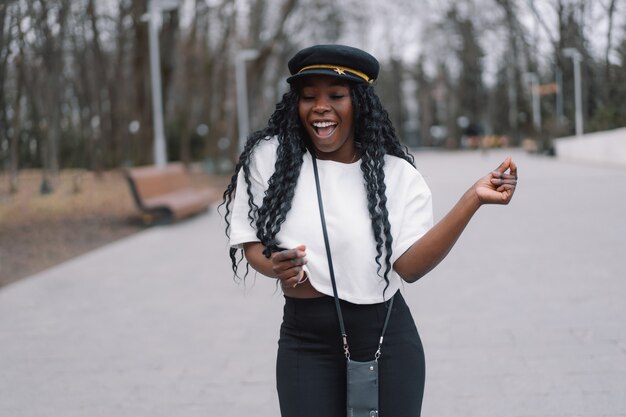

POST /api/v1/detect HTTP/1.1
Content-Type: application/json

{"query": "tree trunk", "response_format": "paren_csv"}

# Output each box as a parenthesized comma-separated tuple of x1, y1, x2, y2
(178, 0, 200, 167)
(35, 0, 70, 189)
(131, 0, 153, 166)
(603, 0, 617, 101)
(110, 0, 133, 167)
(87, 0, 109, 172)
(1, 2, 20, 192)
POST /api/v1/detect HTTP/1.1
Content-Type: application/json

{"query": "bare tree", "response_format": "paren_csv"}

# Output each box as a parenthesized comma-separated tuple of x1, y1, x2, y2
(130, 0, 153, 166)
(245, 0, 301, 131)
(25, 0, 71, 192)
(602, 0, 618, 98)
(0, 1, 20, 192)
(1, 0, 625, 183)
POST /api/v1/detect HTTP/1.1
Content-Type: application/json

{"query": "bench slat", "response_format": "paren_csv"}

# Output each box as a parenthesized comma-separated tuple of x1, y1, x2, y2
(124, 163, 217, 223)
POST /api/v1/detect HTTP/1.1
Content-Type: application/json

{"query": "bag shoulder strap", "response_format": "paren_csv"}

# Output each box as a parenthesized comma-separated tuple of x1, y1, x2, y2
(310, 152, 394, 360)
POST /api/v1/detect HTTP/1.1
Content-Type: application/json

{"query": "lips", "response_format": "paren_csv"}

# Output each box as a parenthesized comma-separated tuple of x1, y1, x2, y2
(312, 120, 338, 138)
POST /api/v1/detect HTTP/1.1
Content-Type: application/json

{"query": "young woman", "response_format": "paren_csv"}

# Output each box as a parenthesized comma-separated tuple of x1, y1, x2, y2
(221, 44, 517, 417)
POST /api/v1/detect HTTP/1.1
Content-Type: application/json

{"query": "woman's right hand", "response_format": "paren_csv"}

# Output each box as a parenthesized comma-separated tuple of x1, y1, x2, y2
(271, 245, 308, 288)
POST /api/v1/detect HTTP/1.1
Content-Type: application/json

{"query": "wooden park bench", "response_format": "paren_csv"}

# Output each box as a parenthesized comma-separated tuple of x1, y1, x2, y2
(124, 163, 217, 224)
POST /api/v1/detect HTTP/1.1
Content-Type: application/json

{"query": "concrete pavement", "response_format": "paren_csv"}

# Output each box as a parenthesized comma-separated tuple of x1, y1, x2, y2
(1, 148, 625, 416)
(414, 149, 626, 417)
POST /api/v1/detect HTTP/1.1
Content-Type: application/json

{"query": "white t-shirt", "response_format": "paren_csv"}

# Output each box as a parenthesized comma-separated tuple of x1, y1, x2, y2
(229, 137, 433, 304)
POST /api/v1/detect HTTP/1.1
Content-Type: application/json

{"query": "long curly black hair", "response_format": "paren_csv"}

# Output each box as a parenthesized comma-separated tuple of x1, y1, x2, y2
(220, 81, 415, 289)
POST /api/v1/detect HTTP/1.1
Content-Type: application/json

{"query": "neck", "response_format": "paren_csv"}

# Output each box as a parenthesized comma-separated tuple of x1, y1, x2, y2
(348, 149, 359, 163)
(312, 143, 359, 164)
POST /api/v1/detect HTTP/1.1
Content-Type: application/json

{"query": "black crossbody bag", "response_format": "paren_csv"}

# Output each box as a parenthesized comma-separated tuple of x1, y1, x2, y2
(311, 153, 394, 417)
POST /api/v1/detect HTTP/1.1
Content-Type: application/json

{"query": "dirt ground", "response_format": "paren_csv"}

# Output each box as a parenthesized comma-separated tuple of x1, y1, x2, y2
(0, 168, 230, 288)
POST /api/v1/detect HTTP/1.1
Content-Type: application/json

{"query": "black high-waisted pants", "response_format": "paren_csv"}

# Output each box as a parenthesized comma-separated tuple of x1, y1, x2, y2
(276, 291, 425, 417)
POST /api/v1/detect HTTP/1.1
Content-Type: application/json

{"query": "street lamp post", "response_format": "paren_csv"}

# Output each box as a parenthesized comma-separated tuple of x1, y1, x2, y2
(235, 49, 260, 154)
(523, 72, 541, 134)
(563, 48, 583, 137)
(142, 0, 178, 167)
(555, 66, 563, 129)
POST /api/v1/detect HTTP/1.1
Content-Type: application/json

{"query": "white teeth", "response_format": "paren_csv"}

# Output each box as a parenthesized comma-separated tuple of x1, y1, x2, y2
(312, 121, 337, 128)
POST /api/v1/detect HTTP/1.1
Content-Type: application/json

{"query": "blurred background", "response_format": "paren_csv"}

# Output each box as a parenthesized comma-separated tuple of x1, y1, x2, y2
(1, 0, 625, 284)
(2, 3, 626, 415)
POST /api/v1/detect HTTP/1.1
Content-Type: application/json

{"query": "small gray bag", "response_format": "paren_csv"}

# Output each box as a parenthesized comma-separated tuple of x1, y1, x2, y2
(311, 153, 394, 417)
(347, 359, 379, 417)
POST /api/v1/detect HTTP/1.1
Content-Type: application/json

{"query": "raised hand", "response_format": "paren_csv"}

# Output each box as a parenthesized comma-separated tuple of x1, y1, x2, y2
(474, 156, 518, 205)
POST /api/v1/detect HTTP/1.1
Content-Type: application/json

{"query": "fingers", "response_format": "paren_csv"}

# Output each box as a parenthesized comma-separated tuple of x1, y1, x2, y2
(491, 157, 518, 195)
(494, 156, 512, 175)
(493, 157, 518, 178)
(509, 158, 518, 179)
(490, 174, 517, 187)
(271, 245, 306, 264)
(477, 157, 518, 205)
(496, 183, 516, 193)
(494, 180, 516, 203)
(271, 245, 308, 287)
(282, 269, 308, 289)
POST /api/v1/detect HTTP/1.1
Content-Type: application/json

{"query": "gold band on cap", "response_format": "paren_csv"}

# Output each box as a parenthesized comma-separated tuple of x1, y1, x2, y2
(297, 64, 373, 83)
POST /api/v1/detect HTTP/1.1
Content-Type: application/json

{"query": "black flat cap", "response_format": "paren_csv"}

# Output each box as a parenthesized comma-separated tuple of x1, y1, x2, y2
(287, 44, 379, 85)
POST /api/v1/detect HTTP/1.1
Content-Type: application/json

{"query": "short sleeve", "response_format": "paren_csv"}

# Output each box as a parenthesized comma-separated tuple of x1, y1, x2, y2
(228, 138, 278, 247)
(390, 167, 433, 264)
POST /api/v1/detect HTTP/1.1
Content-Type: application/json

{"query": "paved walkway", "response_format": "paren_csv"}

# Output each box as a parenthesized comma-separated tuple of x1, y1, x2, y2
(1, 149, 625, 417)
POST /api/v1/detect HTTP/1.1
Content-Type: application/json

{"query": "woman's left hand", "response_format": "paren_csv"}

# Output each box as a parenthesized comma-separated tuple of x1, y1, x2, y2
(474, 156, 518, 205)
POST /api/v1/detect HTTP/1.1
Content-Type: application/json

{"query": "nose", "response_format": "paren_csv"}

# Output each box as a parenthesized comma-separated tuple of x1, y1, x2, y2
(312, 97, 331, 113)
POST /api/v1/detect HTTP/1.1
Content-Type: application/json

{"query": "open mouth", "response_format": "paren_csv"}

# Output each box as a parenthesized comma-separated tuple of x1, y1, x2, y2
(312, 121, 338, 138)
